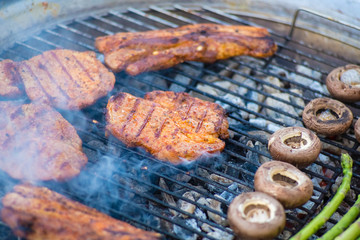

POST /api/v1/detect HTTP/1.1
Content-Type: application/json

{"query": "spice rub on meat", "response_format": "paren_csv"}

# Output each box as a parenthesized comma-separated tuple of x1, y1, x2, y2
(1, 184, 161, 240)
(95, 23, 277, 75)
(0, 101, 87, 181)
(106, 91, 229, 163)
(144, 91, 229, 139)
(0, 60, 24, 98)
(18, 49, 115, 110)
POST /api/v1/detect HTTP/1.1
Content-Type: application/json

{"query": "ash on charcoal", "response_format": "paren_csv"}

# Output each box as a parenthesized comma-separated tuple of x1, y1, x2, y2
(249, 118, 267, 128)
(209, 174, 233, 186)
(194, 207, 207, 220)
(289, 88, 306, 116)
(219, 182, 239, 203)
(290, 64, 322, 87)
(201, 223, 233, 240)
(262, 76, 284, 94)
(171, 63, 203, 92)
(255, 141, 271, 164)
(309, 81, 328, 98)
(264, 92, 300, 126)
(267, 122, 283, 132)
(241, 141, 260, 183)
(198, 195, 228, 226)
(159, 178, 178, 216)
(173, 218, 199, 240)
(268, 65, 289, 79)
(203, 61, 238, 83)
(178, 191, 196, 218)
(216, 93, 248, 121)
(247, 90, 263, 119)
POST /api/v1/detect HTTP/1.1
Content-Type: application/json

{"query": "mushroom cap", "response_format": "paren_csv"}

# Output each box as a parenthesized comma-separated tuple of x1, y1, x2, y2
(302, 97, 353, 136)
(268, 126, 321, 168)
(227, 192, 285, 240)
(326, 64, 360, 102)
(254, 161, 314, 209)
(355, 118, 360, 143)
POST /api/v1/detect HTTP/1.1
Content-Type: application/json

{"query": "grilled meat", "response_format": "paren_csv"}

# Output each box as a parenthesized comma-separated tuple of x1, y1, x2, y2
(18, 49, 115, 110)
(0, 101, 87, 181)
(0, 59, 24, 98)
(95, 23, 277, 75)
(1, 184, 161, 240)
(106, 91, 228, 163)
(144, 91, 229, 139)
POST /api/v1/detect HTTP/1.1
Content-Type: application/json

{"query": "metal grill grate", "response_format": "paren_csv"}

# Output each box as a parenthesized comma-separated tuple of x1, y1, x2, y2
(1, 4, 360, 240)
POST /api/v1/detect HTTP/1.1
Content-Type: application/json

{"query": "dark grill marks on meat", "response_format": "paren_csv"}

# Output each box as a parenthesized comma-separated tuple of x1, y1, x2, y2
(155, 118, 167, 139)
(106, 91, 228, 163)
(121, 98, 141, 134)
(0, 101, 88, 181)
(196, 110, 207, 133)
(21, 62, 55, 102)
(49, 51, 80, 88)
(18, 49, 115, 110)
(1, 184, 161, 240)
(144, 91, 229, 139)
(72, 55, 96, 82)
(95, 23, 277, 75)
(38, 56, 71, 100)
(0, 60, 25, 98)
(136, 104, 155, 138)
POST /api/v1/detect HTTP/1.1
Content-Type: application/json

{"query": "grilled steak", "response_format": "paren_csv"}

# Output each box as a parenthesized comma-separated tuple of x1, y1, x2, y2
(0, 101, 87, 181)
(18, 49, 115, 110)
(144, 91, 229, 139)
(1, 184, 161, 240)
(0, 59, 24, 98)
(95, 23, 277, 75)
(106, 91, 228, 163)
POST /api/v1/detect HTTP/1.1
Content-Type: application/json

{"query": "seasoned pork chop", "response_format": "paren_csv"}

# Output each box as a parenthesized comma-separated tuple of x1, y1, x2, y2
(0, 101, 87, 181)
(1, 184, 161, 240)
(144, 91, 229, 139)
(106, 92, 228, 163)
(18, 49, 115, 110)
(95, 23, 277, 75)
(0, 59, 24, 98)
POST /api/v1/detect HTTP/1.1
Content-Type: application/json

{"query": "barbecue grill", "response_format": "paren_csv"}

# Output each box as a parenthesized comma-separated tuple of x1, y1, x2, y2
(1, 1, 360, 239)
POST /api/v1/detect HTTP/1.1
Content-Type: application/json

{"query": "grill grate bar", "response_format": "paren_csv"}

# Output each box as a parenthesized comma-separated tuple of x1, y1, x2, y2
(108, 10, 158, 31)
(77, 125, 238, 205)
(79, 156, 232, 237)
(149, 5, 198, 25)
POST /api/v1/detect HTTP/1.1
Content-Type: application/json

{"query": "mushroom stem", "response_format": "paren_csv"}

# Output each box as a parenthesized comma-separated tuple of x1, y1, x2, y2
(290, 153, 353, 240)
(334, 216, 360, 240)
(319, 195, 360, 240)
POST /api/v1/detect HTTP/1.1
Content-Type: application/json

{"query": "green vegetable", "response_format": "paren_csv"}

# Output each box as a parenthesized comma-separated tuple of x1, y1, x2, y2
(290, 153, 353, 240)
(319, 195, 360, 240)
(334, 216, 360, 240)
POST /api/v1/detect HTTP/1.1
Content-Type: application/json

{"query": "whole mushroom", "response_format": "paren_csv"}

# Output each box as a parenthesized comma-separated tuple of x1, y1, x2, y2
(227, 192, 285, 240)
(302, 97, 353, 136)
(254, 161, 313, 209)
(268, 126, 321, 168)
(326, 64, 360, 102)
